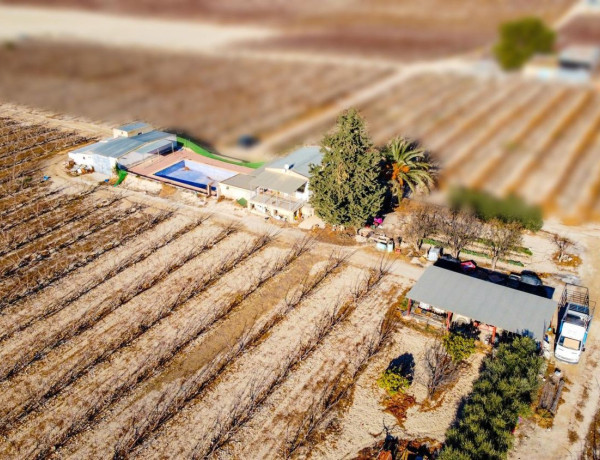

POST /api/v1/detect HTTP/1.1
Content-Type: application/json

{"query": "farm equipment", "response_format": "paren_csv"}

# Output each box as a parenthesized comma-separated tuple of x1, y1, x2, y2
(555, 284, 594, 364)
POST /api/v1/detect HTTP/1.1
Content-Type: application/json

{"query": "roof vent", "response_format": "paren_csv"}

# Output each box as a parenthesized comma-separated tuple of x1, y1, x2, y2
(284, 164, 290, 172)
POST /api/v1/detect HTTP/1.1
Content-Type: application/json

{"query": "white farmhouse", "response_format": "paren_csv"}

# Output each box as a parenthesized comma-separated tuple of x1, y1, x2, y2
(220, 146, 323, 221)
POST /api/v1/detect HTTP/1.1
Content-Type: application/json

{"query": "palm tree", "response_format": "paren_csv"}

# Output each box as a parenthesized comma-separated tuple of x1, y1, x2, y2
(383, 137, 434, 200)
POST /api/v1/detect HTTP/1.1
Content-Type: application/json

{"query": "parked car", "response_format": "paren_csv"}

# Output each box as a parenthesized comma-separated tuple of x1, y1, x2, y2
(521, 270, 543, 286)
(507, 273, 521, 289)
(440, 254, 461, 264)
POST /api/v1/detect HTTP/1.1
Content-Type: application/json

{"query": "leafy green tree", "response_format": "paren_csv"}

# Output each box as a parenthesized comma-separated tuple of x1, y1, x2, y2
(439, 337, 542, 460)
(382, 137, 434, 201)
(309, 109, 384, 227)
(494, 17, 555, 70)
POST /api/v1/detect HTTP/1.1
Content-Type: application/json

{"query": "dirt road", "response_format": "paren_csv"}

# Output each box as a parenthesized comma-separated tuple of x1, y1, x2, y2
(511, 222, 600, 459)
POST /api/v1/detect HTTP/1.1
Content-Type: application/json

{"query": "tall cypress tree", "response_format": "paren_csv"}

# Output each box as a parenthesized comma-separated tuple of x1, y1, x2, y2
(309, 109, 384, 227)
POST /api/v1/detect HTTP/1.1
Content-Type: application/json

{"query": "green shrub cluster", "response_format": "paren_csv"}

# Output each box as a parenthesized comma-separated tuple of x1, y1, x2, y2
(449, 188, 543, 232)
(443, 333, 476, 363)
(439, 337, 542, 460)
(494, 17, 555, 70)
(377, 368, 410, 396)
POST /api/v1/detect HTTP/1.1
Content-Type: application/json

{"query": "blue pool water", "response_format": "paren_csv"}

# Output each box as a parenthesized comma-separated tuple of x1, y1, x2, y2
(155, 160, 236, 191)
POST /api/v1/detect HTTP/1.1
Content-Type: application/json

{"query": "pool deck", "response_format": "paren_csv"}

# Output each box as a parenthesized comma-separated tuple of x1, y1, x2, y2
(128, 149, 254, 194)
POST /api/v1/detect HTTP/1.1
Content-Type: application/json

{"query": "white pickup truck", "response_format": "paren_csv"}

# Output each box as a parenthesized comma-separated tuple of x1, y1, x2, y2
(555, 284, 594, 364)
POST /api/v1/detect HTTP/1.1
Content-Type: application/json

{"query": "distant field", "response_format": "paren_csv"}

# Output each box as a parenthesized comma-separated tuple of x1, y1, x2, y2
(558, 13, 600, 46)
(0, 41, 391, 148)
(6, 0, 575, 60)
(272, 72, 600, 223)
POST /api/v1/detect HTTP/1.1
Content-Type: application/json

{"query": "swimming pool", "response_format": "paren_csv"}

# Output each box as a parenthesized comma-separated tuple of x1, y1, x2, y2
(155, 160, 237, 191)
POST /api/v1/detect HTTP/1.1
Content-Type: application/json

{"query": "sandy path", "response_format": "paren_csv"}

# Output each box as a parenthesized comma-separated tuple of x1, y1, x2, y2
(57, 251, 328, 459)
(0, 244, 293, 459)
(0, 212, 197, 340)
(511, 225, 600, 459)
(131, 264, 367, 459)
(0, 227, 246, 431)
(0, 5, 278, 55)
(221, 278, 398, 459)
(0, 217, 209, 382)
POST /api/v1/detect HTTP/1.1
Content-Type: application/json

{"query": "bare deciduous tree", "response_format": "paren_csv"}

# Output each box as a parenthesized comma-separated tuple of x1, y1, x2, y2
(403, 205, 438, 255)
(484, 219, 523, 270)
(424, 338, 459, 399)
(553, 234, 573, 263)
(438, 210, 482, 259)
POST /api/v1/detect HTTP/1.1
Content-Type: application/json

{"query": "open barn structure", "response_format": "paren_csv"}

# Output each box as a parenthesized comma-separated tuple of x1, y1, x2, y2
(406, 265, 557, 343)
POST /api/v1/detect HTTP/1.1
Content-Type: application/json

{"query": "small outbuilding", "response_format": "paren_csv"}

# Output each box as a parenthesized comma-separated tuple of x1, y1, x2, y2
(69, 124, 177, 175)
(113, 122, 154, 138)
(406, 265, 557, 343)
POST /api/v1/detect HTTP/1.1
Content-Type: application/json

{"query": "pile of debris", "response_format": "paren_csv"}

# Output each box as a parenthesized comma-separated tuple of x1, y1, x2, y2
(538, 368, 565, 415)
(64, 159, 94, 176)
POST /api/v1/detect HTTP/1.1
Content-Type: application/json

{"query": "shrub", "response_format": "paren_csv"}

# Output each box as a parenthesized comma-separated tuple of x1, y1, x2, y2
(443, 333, 476, 363)
(377, 368, 410, 396)
(449, 187, 543, 232)
(494, 17, 555, 70)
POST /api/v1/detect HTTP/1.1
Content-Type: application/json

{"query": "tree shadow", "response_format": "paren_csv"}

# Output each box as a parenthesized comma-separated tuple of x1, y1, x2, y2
(387, 352, 415, 384)
(167, 128, 219, 153)
(449, 322, 480, 341)
(445, 356, 487, 431)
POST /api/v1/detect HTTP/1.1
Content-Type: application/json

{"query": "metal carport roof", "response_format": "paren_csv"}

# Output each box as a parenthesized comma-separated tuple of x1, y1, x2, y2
(406, 265, 557, 341)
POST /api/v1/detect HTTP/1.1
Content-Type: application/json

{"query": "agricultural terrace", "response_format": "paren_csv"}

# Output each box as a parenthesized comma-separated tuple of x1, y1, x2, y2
(0, 40, 393, 149)
(274, 72, 600, 223)
(0, 113, 482, 459)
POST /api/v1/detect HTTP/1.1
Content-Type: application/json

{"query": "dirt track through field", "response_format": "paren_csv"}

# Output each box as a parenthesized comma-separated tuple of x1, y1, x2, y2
(131, 264, 370, 458)
(220, 279, 398, 459)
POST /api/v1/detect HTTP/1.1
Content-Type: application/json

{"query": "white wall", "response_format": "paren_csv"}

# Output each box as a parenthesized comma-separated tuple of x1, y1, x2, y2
(69, 152, 116, 175)
(220, 184, 253, 202)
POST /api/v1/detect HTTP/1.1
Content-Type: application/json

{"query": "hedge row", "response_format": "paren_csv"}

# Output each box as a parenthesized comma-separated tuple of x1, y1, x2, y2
(439, 337, 542, 460)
